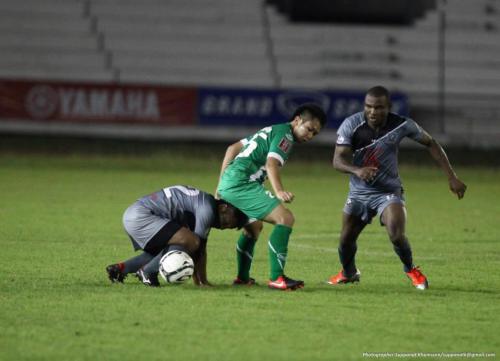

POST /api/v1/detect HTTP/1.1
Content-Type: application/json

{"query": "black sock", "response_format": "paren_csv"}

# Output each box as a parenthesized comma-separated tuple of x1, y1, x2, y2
(122, 252, 155, 274)
(393, 240, 414, 273)
(339, 242, 357, 277)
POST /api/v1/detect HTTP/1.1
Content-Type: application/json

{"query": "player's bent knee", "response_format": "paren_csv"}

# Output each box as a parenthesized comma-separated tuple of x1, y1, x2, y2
(340, 235, 356, 245)
(254, 221, 264, 233)
(265, 205, 295, 226)
(244, 221, 263, 239)
(279, 210, 295, 227)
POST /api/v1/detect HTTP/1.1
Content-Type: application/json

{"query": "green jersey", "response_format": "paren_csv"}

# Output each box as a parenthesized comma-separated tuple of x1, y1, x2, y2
(217, 123, 295, 220)
(222, 123, 295, 185)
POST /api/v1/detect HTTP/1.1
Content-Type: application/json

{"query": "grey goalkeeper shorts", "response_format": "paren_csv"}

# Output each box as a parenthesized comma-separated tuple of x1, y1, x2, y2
(122, 201, 181, 253)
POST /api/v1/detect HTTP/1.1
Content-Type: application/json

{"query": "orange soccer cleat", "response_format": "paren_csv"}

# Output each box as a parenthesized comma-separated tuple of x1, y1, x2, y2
(406, 267, 429, 290)
(327, 269, 361, 285)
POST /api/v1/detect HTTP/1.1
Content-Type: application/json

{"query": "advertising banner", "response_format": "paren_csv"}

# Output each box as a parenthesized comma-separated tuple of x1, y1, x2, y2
(198, 86, 408, 129)
(0, 80, 408, 131)
(0, 79, 197, 125)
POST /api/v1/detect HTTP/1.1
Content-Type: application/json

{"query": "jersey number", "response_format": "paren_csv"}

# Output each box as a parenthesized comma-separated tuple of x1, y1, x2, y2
(236, 127, 272, 159)
(163, 185, 200, 198)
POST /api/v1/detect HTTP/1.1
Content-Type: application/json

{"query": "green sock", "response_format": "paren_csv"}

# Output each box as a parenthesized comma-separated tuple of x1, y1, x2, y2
(236, 233, 256, 281)
(268, 224, 292, 280)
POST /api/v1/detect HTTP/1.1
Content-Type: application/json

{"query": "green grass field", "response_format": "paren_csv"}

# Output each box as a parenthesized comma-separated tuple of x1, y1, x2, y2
(0, 151, 499, 361)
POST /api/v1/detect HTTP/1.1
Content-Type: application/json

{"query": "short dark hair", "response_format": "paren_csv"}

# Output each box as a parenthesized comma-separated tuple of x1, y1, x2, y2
(366, 85, 391, 100)
(290, 103, 327, 128)
(233, 207, 248, 229)
(216, 199, 248, 229)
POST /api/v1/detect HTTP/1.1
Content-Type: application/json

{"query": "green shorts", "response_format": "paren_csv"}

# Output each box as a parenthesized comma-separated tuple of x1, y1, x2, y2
(218, 180, 280, 221)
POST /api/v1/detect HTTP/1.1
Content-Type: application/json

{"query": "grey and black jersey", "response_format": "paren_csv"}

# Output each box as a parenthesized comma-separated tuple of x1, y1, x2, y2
(337, 111, 424, 195)
(138, 185, 217, 240)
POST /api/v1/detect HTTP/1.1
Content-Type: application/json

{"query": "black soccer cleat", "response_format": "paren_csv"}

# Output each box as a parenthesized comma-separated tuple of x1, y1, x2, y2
(232, 277, 257, 286)
(106, 263, 127, 283)
(268, 275, 305, 291)
(136, 269, 160, 287)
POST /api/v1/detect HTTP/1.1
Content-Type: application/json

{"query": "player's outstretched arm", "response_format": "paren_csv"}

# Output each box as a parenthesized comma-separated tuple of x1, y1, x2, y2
(417, 130, 467, 199)
(333, 145, 378, 182)
(215, 141, 244, 198)
(266, 157, 294, 203)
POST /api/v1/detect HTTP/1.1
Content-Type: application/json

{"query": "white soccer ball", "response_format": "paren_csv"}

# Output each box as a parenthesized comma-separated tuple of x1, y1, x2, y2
(159, 250, 194, 284)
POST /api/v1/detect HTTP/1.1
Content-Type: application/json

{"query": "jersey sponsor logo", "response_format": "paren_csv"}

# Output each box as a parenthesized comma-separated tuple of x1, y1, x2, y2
(278, 138, 291, 153)
(363, 147, 383, 168)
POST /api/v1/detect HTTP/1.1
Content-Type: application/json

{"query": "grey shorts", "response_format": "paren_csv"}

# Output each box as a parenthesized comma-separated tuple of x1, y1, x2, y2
(343, 189, 405, 224)
(122, 201, 181, 253)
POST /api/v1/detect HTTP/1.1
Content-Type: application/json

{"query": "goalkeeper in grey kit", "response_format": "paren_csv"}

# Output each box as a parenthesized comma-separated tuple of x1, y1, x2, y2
(106, 185, 247, 287)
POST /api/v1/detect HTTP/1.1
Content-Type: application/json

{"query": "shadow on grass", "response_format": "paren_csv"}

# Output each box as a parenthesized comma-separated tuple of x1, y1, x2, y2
(82, 277, 500, 298)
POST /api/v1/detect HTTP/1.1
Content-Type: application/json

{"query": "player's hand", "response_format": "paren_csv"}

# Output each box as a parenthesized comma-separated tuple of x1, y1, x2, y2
(355, 167, 378, 182)
(276, 190, 294, 203)
(449, 177, 467, 199)
(196, 280, 213, 287)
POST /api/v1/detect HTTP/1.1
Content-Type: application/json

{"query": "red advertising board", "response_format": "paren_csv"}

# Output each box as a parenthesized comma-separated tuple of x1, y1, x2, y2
(0, 79, 197, 125)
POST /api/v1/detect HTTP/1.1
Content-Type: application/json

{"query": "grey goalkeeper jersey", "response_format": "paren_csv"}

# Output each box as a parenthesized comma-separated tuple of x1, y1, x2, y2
(336, 111, 424, 195)
(138, 185, 217, 240)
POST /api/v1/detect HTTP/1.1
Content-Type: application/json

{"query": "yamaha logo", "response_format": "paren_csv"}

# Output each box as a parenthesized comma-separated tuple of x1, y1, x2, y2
(25, 85, 58, 119)
(277, 91, 330, 117)
(25, 84, 161, 120)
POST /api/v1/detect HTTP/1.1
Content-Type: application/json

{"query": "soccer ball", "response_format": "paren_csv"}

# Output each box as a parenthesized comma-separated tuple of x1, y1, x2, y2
(159, 250, 194, 284)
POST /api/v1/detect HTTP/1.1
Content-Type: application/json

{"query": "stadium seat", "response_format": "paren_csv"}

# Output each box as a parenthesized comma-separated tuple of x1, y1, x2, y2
(0, 0, 498, 143)
(0, 0, 111, 81)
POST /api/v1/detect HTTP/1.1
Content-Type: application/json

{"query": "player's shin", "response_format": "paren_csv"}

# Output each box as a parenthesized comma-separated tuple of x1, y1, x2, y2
(236, 233, 256, 281)
(268, 224, 292, 280)
(392, 238, 414, 273)
(339, 242, 358, 277)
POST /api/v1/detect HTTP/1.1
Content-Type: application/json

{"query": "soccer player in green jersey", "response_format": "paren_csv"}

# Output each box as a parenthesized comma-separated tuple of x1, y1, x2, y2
(216, 104, 327, 290)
